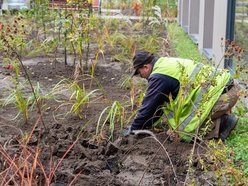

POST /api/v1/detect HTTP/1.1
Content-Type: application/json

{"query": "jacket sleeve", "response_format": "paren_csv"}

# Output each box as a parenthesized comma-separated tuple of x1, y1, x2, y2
(130, 74, 180, 130)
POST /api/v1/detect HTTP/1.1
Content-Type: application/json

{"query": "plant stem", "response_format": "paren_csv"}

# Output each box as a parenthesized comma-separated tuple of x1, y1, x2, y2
(69, 14, 76, 66)
(64, 32, 67, 66)
(13, 50, 47, 131)
(86, 4, 92, 68)
(64, 6, 68, 66)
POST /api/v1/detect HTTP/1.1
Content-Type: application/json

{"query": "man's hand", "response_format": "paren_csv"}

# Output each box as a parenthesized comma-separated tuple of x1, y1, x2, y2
(122, 125, 133, 137)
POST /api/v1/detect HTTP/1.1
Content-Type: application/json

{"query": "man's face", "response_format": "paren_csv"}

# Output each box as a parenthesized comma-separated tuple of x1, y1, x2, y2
(136, 64, 152, 79)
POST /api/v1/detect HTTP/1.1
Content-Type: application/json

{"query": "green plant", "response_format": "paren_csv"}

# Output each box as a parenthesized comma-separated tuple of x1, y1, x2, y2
(26, 37, 59, 57)
(139, 34, 159, 54)
(226, 116, 248, 178)
(70, 82, 98, 118)
(0, 17, 46, 125)
(15, 90, 30, 124)
(208, 140, 247, 183)
(112, 53, 130, 63)
(118, 75, 132, 90)
(1, 61, 29, 124)
(156, 0, 177, 17)
(3, 87, 31, 124)
(52, 80, 99, 121)
(89, 50, 104, 89)
(12, 60, 20, 83)
(233, 100, 248, 117)
(66, 11, 97, 71)
(96, 101, 125, 140)
(120, 35, 136, 58)
(1, 80, 54, 124)
(104, 29, 126, 53)
(141, 0, 156, 22)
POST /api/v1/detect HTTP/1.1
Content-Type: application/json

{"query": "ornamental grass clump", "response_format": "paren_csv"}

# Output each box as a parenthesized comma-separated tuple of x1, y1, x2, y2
(96, 101, 125, 140)
(70, 82, 98, 118)
(52, 78, 99, 120)
(2, 81, 53, 124)
(3, 88, 31, 124)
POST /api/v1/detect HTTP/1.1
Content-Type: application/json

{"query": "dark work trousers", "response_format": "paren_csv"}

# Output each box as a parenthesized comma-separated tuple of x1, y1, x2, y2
(205, 80, 240, 139)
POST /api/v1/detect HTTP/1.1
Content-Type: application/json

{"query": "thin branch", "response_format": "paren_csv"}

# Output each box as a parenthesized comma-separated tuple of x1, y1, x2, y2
(11, 49, 47, 131)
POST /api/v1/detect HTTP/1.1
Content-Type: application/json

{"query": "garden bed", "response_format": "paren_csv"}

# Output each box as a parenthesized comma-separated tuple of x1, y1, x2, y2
(0, 54, 237, 185)
(0, 7, 247, 185)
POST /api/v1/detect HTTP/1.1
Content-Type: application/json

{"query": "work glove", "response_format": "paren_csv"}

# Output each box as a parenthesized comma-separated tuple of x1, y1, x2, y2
(122, 125, 133, 137)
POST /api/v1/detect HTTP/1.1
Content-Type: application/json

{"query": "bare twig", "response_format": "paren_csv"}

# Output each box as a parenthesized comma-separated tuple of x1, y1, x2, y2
(11, 50, 47, 131)
(68, 171, 82, 186)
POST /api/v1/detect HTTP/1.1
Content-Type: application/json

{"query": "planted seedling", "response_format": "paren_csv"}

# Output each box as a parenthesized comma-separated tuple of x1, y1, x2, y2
(96, 101, 125, 140)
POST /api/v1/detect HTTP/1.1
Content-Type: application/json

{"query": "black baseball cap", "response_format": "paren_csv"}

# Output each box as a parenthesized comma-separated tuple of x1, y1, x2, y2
(132, 51, 154, 76)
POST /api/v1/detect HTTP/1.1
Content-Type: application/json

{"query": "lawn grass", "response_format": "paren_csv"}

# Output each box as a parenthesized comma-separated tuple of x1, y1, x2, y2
(226, 116, 248, 176)
(167, 22, 248, 179)
(227, 100, 248, 177)
(167, 23, 207, 62)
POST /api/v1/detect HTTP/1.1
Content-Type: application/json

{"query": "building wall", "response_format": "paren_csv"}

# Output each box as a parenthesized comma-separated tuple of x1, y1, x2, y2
(188, 0, 200, 34)
(181, 0, 189, 31)
(212, 0, 228, 68)
(178, 0, 230, 68)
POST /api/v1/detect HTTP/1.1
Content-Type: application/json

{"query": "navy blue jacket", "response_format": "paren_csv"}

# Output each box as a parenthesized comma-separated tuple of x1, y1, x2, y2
(131, 72, 180, 130)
